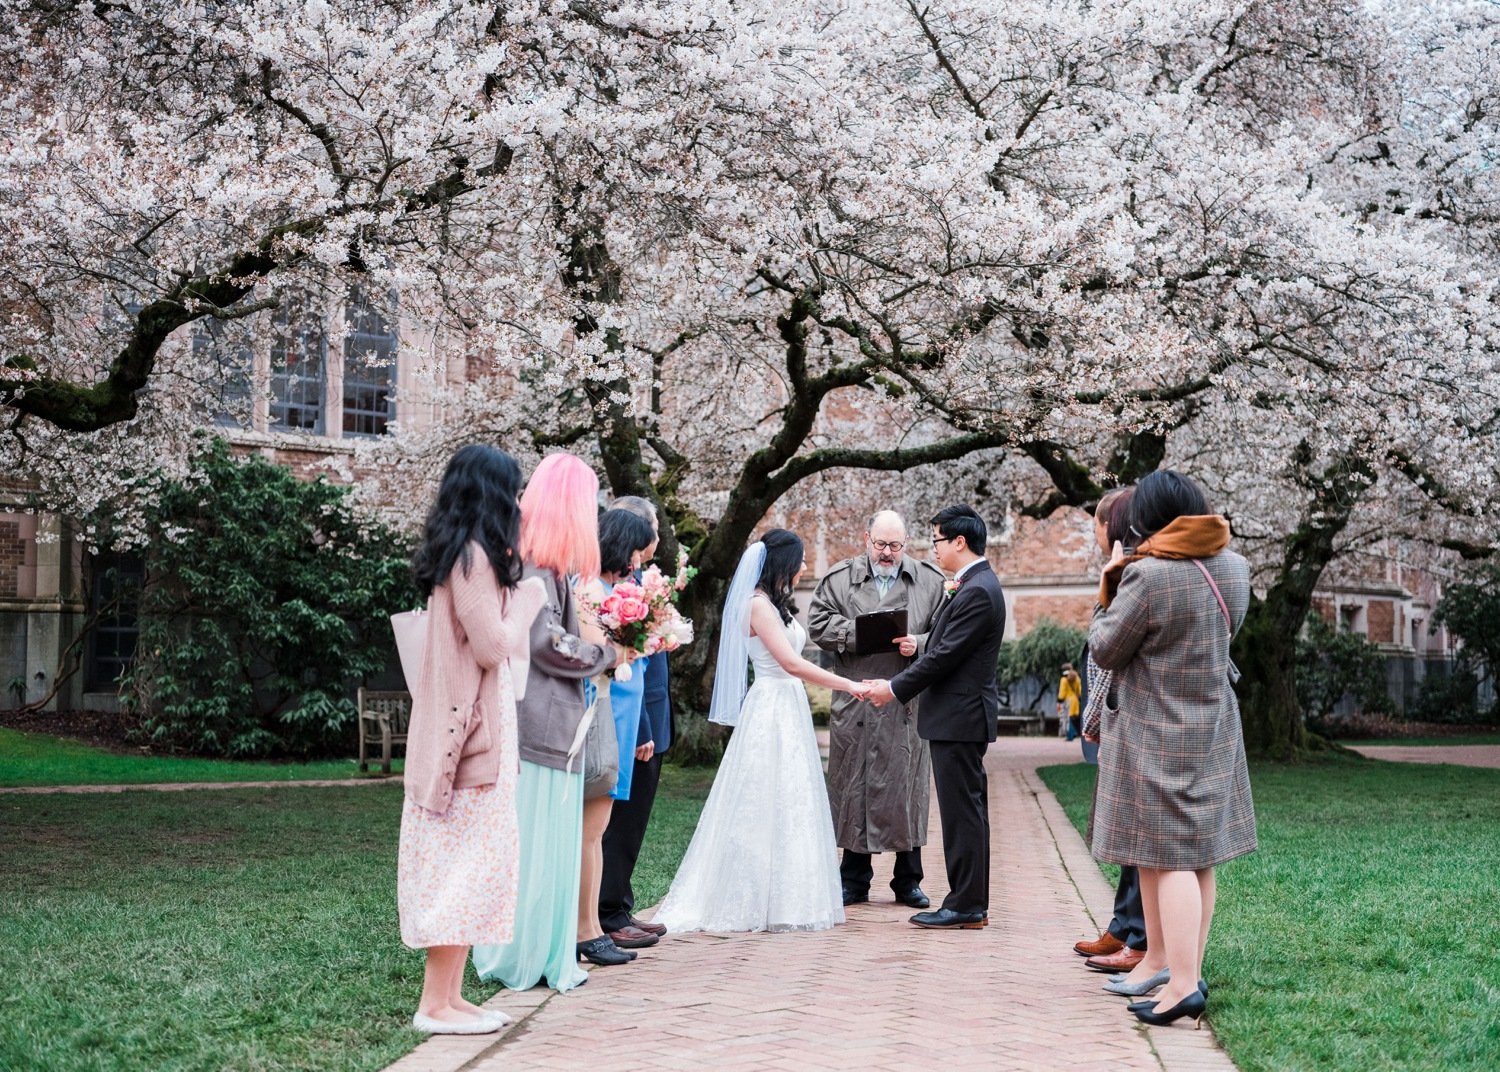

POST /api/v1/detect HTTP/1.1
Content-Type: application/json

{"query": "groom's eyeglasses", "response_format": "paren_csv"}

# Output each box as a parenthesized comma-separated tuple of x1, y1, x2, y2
(932, 534, 954, 544)
(870, 539, 904, 552)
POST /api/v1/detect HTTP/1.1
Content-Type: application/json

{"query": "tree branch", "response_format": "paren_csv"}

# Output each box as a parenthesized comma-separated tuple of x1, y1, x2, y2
(762, 430, 1014, 503)
(907, 1, 988, 121)
(260, 59, 351, 195)
(2, 149, 513, 431)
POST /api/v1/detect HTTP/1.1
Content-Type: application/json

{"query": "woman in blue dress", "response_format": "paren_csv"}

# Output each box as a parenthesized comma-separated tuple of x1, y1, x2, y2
(573, 508, 656, 965)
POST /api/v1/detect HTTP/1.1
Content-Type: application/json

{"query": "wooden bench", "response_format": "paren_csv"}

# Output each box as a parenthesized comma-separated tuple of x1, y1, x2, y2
(358, 688, 411, 773)
(995, 711, 1045, 737)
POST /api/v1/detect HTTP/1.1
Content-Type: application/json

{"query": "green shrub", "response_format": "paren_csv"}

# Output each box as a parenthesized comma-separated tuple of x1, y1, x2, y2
(118, 440, 415, 757)
(996, 619, 1088, 709)
(1407, 663, 1486, 724)
(807, 684, 832, 726)
(1295, 612, 1393, 732)
(1431, 561, 1499, 718)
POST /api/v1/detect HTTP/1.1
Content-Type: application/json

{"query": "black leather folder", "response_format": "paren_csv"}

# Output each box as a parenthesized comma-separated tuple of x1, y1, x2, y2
(852, 608, 907, 655)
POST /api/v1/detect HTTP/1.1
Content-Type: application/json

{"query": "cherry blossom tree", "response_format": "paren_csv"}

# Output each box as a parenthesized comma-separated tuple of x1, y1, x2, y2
(4, 1, 1496, 754)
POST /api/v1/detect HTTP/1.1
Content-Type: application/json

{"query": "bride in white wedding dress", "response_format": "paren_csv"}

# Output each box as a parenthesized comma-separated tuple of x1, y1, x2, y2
(656, 529, 870, 934)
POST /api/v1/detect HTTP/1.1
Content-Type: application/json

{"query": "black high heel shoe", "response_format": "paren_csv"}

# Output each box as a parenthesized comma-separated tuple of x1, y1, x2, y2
(1128, 980, 1208, 1012)
(1132, 990, 1206, 1028)
(576, 937, 635, 966)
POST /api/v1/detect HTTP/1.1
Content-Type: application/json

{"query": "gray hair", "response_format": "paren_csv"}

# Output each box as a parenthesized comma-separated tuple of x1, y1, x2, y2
(613, 495, 658, 522)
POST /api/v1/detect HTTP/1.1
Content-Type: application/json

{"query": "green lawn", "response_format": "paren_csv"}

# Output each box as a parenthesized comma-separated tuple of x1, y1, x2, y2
(0, 763, 712, 1072)
(0, 726, 402, 787)
(1038, 757, 1500, 1072)
(1347, 733, 1500, 747)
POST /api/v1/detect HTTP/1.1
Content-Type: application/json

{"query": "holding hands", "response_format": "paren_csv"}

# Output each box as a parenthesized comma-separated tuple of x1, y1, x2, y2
(838, 678, 873, 700)
(861, 679, 896, 705)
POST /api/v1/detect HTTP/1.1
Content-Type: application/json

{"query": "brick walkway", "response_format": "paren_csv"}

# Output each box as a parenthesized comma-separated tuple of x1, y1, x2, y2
(387, 739, 1237, 1072)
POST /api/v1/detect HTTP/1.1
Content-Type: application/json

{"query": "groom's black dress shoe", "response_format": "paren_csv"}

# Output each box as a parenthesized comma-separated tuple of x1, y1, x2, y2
(893, 886, 930, 909)
(910, 908, 988, 929)
(841, 887, 870, 906)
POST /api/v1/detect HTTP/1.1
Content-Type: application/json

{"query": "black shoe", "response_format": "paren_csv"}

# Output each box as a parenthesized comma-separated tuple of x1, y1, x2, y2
(576, 937, 634, 965)
(842, 887, 870, 906)
(1132, 991, 1206, 1027)
(893, 886, 930, 909)
(910, 908, 987, 929)
(1128, 980, 1208, 1013)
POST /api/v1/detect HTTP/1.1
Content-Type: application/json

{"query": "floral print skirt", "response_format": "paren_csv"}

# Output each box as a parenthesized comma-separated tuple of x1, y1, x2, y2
(398, 783, 519, 948)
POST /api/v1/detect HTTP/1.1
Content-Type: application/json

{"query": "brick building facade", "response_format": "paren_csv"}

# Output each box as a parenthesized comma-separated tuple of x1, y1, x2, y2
(0, 315, 1465, 714)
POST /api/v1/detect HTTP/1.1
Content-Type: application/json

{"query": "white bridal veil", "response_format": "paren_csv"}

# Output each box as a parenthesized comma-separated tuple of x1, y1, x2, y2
(707, 541, 767, 727)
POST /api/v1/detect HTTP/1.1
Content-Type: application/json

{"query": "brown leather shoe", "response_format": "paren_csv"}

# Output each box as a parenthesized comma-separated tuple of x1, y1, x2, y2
(1085, 945, 1145, 973)
(1073, 931, 1125, 958)
(608, 925, 660, 949)
(630, 916, 667, 937)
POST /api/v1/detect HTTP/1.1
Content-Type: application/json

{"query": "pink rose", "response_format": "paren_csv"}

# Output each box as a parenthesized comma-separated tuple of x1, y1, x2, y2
(616, 596, 649, 624)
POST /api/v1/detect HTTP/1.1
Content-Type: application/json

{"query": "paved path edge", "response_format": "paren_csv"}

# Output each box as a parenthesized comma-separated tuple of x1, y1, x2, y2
(1023, 766, 1238, 1072)
(0, 776, 402, 795)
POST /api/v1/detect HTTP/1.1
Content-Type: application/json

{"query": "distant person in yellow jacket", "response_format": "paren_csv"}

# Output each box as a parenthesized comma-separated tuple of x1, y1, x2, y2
(1057, 663, 1082, 741)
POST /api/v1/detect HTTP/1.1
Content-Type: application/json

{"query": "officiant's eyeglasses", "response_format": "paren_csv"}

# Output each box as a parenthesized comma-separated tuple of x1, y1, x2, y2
(870, 539, 904, 552)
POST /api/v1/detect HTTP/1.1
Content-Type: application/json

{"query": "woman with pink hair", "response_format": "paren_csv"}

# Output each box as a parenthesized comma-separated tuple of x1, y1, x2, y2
(472, 453, 625, 993)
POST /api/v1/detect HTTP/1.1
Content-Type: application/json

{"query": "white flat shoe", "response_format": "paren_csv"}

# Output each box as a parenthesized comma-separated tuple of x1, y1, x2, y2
(479, 1008, 514, 1026)
(411, 1012, 500, 1035)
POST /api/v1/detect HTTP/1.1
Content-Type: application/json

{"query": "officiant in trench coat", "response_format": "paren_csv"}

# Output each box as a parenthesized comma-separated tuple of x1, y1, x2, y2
(808, 510, 948, 908)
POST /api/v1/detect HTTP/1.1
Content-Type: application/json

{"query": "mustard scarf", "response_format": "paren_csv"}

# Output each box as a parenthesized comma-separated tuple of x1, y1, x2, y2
(1098, 514, 1231, 608)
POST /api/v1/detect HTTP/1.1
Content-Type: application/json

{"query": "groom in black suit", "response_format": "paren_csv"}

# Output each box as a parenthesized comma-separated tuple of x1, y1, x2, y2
(864, 505, 1005, 929)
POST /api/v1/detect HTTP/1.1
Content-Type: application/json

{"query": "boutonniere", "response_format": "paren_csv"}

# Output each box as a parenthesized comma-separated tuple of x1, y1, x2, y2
(943, 579, 960, 599)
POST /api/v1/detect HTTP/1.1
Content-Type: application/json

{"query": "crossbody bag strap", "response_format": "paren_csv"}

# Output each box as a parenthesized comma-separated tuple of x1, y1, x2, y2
(1190, 558, 1233, 635)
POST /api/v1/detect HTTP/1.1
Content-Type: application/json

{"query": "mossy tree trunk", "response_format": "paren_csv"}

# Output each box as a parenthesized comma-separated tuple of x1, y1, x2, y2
(1020, 438, 1376, 759)
(1232, 452, 1374, 757)
(558, 235, 1021, 756)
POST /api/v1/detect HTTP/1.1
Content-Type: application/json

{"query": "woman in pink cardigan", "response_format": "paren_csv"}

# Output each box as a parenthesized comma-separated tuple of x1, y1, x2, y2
(399, 445, 546, 1035)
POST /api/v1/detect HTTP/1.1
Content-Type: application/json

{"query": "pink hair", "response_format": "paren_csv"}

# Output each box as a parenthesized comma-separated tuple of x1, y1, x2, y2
(520, 453, 601, 580)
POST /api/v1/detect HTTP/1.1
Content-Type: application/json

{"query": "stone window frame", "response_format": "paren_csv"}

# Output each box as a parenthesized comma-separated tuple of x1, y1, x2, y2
(191, 285, 401, 441)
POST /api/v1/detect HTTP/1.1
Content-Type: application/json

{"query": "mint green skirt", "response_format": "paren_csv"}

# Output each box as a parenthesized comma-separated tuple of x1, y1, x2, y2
(471, 760, 587, 992)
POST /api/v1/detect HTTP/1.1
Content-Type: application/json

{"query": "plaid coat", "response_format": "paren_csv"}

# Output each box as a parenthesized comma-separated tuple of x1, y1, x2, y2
(1088, 551, 1257, 870)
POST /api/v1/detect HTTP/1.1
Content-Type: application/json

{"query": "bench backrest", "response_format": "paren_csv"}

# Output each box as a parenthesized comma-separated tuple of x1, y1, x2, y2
(358, 689, 412, 734)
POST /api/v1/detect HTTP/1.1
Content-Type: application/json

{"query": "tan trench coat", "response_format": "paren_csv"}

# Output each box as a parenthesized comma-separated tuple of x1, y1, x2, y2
(808, 554, 948, 854)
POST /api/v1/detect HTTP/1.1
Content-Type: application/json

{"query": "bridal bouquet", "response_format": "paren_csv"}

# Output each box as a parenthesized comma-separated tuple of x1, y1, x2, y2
(586, 549, 697, 680)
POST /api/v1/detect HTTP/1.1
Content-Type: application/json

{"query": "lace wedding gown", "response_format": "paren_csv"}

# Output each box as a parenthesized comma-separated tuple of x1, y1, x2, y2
(655, 617, 845, 933)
